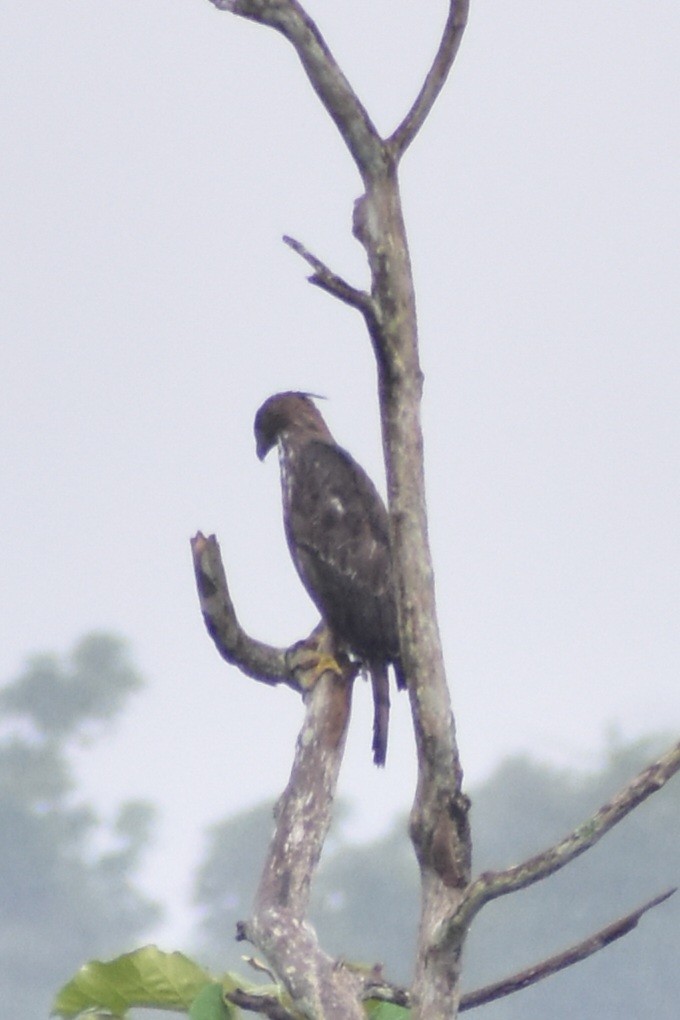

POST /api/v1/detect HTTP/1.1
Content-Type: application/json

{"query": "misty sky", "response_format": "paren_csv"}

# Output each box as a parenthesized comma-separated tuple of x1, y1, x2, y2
(2, 1, 679, 944)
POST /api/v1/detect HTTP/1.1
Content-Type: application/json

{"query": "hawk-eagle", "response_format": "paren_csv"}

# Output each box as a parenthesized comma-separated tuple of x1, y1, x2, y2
(254, 391, 404, 765)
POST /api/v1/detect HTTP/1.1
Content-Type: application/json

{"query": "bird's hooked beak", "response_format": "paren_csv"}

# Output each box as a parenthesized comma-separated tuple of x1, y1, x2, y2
(255, 432, 273, 461)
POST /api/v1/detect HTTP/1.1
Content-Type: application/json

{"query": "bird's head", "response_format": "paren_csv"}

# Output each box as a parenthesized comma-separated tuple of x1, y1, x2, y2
(254, 391, 332, 460)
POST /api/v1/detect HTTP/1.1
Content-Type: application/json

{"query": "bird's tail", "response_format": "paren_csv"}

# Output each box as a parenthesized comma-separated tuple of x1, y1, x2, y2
(394, 657, 407, 691)
(369, 661, 390, 767)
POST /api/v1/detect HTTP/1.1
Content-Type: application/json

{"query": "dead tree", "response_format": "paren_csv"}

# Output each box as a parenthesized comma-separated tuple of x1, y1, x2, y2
(191, 2, 680, 1017)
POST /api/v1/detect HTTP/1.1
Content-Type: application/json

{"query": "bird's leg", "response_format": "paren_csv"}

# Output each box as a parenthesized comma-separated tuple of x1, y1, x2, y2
(286, 621, 350, 691)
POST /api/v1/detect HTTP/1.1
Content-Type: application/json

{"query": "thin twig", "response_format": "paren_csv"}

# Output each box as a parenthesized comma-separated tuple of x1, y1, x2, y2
(440, 740, 680, 946)
(208, 0, 384, 178)
(389, 0, 470, 159)
(361, 889, 675, 1013)
(362, 981, 411, 1009)
(227, 988, 297, 1020)
(459, 888, 676, 1011)
(283, 235, 378, 326)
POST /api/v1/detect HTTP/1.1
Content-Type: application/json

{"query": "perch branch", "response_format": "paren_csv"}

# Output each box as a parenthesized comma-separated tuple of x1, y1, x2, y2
(389, 0, 470, 160)
(208, 0, 384, 178)
(459, 888, 676, 1010)
(191, 531, 291, 684)
(283, 235, 379, 330)
(441, 739, 680, 947)
(192, 531, 337, 690)
(242, 664, 364, 1020)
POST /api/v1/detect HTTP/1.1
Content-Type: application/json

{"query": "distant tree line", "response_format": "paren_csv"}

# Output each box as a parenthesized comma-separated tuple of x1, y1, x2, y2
(0, 635, 158, 1020)
(1, 635, 677, 1019)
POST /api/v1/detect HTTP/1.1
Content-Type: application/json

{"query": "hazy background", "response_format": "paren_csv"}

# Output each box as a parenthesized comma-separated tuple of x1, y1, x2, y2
(2, 0, 678, 945)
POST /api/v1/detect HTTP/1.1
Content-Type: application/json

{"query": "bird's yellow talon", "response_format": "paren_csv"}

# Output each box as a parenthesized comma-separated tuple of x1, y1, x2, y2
(286, 644, 343, 690)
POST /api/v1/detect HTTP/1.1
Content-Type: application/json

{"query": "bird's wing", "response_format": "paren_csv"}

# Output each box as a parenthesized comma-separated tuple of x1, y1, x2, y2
(286, 439, 390, 587)
(283, 438, 396, 654)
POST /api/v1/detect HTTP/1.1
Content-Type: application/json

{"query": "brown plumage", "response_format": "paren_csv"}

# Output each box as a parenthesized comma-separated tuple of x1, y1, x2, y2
(254, 391, 404, 765)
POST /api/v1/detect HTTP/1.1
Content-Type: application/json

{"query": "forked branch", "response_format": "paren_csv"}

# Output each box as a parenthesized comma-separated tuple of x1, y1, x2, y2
(440, 739, 680, 947)
(389, 0, 470, 159)
(193, 513, 405, 1020)
(229, 889, 675, 1016)
(192, 528, 362, 1017)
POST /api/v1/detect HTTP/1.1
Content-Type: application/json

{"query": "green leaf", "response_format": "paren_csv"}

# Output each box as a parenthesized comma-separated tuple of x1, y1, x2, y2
(189, 982, 236, 1019)
(51, 945, 211, 1017)
(365, 1002, 409, 1020)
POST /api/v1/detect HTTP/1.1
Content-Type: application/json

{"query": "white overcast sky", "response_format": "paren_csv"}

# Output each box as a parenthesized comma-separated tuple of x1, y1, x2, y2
(2, 1, 679, 944)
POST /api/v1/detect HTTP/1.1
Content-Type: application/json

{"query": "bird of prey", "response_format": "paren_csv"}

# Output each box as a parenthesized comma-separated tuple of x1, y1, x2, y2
(254, 391, 404, 765)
